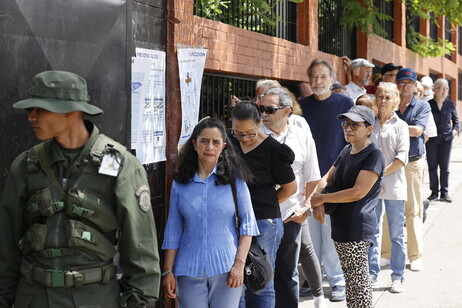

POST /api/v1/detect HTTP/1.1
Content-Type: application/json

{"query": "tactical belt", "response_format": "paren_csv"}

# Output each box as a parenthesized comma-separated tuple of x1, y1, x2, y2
(20, 259, 115, 288)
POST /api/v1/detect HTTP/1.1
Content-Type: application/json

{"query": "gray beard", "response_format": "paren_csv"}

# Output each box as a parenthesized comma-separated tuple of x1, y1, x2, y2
(313, 87, 330, 96)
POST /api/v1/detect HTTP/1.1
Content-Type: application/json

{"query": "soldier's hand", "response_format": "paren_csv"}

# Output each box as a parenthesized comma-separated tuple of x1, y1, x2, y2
(162, 272, 177, 299)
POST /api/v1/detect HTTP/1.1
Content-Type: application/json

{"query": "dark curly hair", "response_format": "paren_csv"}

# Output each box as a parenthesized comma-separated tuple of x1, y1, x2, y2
(174, 117, 252, 185)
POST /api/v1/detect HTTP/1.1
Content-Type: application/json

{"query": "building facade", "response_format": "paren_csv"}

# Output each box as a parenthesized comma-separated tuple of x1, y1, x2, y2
(163, 2, 461, 304)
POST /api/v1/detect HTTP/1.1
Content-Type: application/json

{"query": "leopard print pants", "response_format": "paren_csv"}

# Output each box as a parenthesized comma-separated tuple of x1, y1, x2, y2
(334, 241, 372, 308)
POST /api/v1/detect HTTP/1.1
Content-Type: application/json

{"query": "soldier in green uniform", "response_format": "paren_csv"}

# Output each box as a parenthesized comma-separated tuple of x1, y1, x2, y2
(0, 71, 160, 307)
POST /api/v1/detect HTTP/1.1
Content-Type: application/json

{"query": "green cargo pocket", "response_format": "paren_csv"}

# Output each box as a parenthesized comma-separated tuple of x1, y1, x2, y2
(65, 220, 116, 262)
(66, 188, 118, 233)
(25, 187, 64, 225)
(18, 224, 48, 254)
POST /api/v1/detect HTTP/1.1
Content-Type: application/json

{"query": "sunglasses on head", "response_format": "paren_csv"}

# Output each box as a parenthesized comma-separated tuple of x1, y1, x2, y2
(258, 105, 287, 114)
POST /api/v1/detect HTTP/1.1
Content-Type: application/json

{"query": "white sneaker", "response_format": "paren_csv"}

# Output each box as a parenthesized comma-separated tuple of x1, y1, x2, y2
(314, 295, 328, 308)
(370, 274, 378, 287)
(380, 257, 391, 267)
(410, 258, 424, 271)
(389, 279, 404, 293)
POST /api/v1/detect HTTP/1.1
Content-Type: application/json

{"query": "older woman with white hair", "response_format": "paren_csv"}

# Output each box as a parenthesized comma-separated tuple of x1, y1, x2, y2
(426, 78, 460, 202)
(367, 82, 409, 294)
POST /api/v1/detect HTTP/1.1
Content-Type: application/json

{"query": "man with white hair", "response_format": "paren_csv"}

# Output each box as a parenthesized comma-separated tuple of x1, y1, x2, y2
(342, 58, 375, 102)
(419, 77, 437, 140)
(421, 76, 434, 102)
(259, 87, 324, 307)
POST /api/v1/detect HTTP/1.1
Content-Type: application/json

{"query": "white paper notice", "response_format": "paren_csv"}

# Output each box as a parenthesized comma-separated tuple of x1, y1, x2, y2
(131, 48, 167, 164)
(177, 49, 208, 152)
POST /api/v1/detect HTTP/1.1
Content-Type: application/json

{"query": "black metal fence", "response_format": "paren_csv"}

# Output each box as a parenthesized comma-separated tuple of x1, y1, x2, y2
(406, 4, 420, 48)
(194, 0, 296, 42)
(429, 73, 439, 84)
(199, 73, 257, 126)
(375, 0, 394, 41)
(446, 78, 453, 99)
(458, 72, 462, 100)
(459, 26, 462, 56)
(430, 12, 438, 41)
(318, 0, 356, 58)
(445, 18, 452, 60)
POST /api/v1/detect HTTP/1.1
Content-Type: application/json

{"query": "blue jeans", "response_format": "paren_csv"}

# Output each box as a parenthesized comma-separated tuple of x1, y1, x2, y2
(177, 273, 243, 308)
(240, 218, 283, 308)
(308, 214, 345, 287)
(368, 199, 406, 281)
(275, 221, 301, 308)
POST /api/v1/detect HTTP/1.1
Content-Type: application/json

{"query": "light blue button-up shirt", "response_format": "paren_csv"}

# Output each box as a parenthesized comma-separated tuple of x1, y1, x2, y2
(162, 169, 259, 277)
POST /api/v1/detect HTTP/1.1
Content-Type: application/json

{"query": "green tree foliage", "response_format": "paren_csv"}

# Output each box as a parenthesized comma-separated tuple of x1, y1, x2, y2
(196, 0, 460, 58)
(195, 0, 303, 30)
(341, 0, 461, 57)
(341, 0, 393, 37)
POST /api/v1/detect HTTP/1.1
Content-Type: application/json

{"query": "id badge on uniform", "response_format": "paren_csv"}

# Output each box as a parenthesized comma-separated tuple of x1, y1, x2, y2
(98, 153, 121, 177)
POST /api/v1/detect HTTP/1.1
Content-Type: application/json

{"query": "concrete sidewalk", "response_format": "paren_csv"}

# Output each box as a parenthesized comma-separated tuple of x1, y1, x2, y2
(299, 136, 462, 308)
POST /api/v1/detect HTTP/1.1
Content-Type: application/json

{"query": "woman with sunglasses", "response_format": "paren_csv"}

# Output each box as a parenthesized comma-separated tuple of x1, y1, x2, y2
(311, 105, 385, 308)
(231, 101, 297, 308)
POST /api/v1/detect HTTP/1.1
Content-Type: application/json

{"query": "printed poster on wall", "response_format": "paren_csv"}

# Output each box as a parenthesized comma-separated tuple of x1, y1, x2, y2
(177, 48, 208, 151)
(131, 48, 166, 164)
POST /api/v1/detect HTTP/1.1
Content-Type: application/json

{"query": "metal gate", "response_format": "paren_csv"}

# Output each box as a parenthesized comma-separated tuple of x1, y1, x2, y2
(318, 0, 357, 59)
(199, 73, 257, 126)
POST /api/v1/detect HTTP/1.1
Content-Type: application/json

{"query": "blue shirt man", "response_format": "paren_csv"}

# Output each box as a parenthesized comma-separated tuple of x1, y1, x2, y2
(396, 96, 431, 158)
(393, 68, 430, 273)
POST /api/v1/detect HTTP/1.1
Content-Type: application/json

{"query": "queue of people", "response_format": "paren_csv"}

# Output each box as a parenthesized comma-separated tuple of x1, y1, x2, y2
(164, 59, 459, 307)
(0, 58, 459, 308)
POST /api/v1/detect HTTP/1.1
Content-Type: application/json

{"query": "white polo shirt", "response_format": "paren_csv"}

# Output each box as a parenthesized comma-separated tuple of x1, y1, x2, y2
(261, 119, 321, 220)
(341, 81, 366, 103)
(370, 113, 409, 200)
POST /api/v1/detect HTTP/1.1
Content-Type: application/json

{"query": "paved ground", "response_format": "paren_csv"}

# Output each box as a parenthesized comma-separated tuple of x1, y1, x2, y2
(299, 136, 462, 308)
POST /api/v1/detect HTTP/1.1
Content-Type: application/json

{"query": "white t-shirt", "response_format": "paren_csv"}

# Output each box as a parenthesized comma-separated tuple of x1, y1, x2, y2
(425, 112, 437, 138)
(261, 120, 321, 220)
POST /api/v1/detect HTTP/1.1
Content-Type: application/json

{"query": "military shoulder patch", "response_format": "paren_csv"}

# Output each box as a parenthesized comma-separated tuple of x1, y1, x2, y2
(135, 185, 151, 212)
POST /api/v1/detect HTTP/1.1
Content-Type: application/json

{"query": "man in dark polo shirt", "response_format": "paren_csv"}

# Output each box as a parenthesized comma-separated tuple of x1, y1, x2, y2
(395, 68, 431, 272)
(298, 58, 354, 302)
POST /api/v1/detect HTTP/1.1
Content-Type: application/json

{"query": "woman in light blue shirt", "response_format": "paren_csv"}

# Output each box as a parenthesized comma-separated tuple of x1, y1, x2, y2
(162, 118, 259, 308)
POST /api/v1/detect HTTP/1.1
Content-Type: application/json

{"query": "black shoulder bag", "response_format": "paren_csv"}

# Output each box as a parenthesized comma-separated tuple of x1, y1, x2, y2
(231, 181, 273, 292)
(321, 145, 351, 215)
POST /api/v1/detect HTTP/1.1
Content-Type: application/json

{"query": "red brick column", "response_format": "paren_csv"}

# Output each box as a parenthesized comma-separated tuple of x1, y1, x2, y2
(394, 0, 406, 47)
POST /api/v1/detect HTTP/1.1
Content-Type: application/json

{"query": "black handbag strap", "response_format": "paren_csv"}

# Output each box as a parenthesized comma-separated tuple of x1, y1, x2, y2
(231, 181, 241, 235)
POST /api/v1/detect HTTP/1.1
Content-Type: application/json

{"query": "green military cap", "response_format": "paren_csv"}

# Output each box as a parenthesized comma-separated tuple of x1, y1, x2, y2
(13, 71, 103, 115)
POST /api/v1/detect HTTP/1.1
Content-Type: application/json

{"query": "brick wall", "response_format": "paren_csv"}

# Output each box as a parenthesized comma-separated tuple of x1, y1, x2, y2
(168, 0, 462, 109)
(170, 0, 347, 83)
